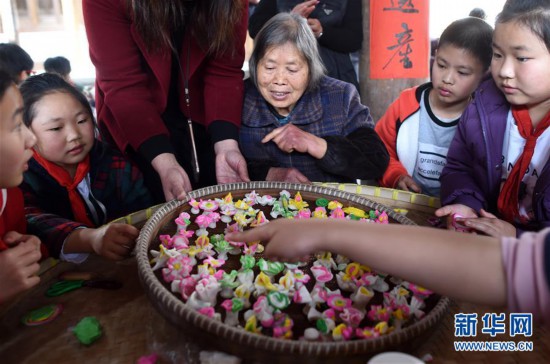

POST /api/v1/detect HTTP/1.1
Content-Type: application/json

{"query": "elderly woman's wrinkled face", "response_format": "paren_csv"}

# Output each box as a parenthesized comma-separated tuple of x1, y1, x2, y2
(257, 42, 309, 116)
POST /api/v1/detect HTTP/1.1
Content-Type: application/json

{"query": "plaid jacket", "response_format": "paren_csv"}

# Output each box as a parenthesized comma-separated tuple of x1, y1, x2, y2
(240, 76, 388, 182)
(21, 141, 153, 258)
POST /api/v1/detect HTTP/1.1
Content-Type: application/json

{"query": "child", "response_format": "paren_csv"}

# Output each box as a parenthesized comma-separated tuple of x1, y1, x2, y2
(0, 69, 42, 302)
(44, 56, 72, 84)
(437, 0, 550, 238)
(375, 17, 493, 196)
(0, 43, 34, 85)
(19, 73, 153, 262)
(226, 219, 550, 326)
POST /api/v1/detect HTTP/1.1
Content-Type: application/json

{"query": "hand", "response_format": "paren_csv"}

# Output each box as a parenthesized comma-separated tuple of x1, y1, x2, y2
(435, 203, 477, 231)
(291, 0, 319, 18)
(3, 231, 42, 248)
(458, 209, 517, 238)
(214, 139, 250, 184)
(266, 167, 311, 183)
(227, 219, 323, 262)
(307, 18, 323, 38)
(152, 153, 192, 201)
(89, 223, 140, 261)
(0, 231, 41, 302)
(262, 124, 327, 159)
(395, 175, 422, 193)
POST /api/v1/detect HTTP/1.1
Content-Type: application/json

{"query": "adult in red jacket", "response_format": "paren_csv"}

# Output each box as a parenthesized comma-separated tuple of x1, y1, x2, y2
(83, 0, 250, 202)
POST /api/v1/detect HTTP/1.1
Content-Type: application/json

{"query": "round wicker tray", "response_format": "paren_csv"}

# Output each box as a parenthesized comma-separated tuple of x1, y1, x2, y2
(135, 182, 450, 363)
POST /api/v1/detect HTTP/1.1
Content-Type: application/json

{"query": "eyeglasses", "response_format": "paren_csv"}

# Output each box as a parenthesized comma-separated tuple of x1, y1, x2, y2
(25, 70, 36, 76)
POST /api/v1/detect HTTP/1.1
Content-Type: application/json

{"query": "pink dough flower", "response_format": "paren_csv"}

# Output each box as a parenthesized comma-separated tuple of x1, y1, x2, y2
(189, 199, 201, 214)
(162, 255, 194, 282)
(367, 305, 392, 322)
(326, 294, 352, 312)
(199, 199, 219, 212)
(310, 264, 333, 284)
(175, 212, 191, 230)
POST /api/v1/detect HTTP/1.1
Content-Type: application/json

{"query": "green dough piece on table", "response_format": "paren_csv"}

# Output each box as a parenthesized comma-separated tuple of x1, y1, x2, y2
(21, 304, 63, 326)
(73, 316, 102, 345)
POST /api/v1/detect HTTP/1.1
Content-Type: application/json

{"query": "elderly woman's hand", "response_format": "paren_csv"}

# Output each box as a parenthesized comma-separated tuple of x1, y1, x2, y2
(291, 0, 318, 18)
(266, 167, 311, 184)
(262, 123, 327, 159)
(214, 139, 250, 184)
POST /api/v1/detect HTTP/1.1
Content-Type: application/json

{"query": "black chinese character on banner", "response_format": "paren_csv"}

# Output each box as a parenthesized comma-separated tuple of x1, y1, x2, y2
(383, 23, 414, 70)
(383, 0, 419, 13)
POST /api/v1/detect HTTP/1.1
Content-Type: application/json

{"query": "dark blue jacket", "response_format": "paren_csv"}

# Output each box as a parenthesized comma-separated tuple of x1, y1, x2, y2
(240, 76, 388, 182)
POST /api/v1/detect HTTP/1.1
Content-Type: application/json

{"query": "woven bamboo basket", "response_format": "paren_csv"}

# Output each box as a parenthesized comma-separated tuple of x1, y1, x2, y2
(135, 182, 450, 363)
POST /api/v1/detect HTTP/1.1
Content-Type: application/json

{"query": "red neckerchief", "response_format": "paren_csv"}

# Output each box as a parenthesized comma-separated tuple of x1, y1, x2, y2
(0, 189, 8, 250)
(0, 188, 27, 251)
(497, 106, 550, 223)
(32, 150, 94, 227)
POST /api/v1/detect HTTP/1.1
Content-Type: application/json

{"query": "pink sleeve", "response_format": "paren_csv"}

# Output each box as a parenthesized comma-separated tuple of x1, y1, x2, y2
(502, 228, 550, 325)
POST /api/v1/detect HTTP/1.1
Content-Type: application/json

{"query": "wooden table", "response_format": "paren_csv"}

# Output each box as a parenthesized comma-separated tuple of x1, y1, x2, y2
(1, 186, 548, 363)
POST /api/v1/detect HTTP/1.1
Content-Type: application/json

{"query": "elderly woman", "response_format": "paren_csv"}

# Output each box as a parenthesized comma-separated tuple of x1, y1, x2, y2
(240, 13, 389, 183)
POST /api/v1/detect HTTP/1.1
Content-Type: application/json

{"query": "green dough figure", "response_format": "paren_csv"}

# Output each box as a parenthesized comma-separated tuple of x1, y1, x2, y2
(73, 316, 102, 345)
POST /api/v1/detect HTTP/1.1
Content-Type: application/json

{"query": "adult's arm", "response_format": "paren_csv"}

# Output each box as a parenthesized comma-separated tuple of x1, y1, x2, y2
(318, 128, 388, 180)
(204, 6, 249, 183)
(229, 219, 508, 308)
(502, 230, 550, 324)
(316, 81, 388, 180)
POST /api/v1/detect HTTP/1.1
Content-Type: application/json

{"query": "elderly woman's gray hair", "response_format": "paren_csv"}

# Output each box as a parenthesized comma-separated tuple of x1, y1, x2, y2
(249, 12, 326, 91)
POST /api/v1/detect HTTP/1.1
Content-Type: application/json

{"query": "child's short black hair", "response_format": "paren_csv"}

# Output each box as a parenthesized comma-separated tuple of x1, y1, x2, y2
(501, 0, 550, 14)
(0, 69, 15, 101)
(44, 56, 71, 77)
(498, 0, 550, 52)
(0, 43, 34, 81)
(437, 17, 493, 71)
(19, 73, 94, 128)
(469, 8, 486, 20)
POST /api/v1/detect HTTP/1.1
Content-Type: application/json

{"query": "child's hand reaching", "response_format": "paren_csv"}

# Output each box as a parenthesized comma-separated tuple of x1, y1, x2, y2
(89, 223, 140, 261)
(435, 203, 478, 231)
(0, 231, 42, 302)
(395, 175, 422, 193)
(457, 209, 516, 238)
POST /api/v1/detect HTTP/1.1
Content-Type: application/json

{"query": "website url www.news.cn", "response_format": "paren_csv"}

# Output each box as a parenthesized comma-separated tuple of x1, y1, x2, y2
(454, 341, 534, 352)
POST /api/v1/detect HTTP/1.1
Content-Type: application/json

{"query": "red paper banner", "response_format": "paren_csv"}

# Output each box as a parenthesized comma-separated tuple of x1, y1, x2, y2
(370, 0, 429, 79)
